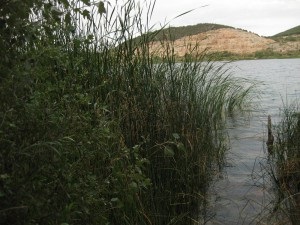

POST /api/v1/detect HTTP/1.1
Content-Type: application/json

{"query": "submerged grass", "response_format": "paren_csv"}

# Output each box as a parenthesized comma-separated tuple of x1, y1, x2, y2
(0, 0, 254, 224)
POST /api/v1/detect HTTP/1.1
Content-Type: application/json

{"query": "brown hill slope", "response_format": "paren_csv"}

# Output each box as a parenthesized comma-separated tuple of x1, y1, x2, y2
(149, 27, 300, 58)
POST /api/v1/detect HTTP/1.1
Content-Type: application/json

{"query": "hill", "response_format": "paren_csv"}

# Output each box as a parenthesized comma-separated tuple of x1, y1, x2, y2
(270, 25, 300, 44)
(150, 23, 233, 41)
(272, 25, 300, 37)
(146, 24, 300, 59)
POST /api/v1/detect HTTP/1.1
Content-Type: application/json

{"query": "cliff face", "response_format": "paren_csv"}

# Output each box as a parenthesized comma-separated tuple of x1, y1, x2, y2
(149, 28, 300, 57)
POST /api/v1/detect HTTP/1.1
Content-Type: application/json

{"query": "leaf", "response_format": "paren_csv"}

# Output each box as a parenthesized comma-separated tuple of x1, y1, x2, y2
(81, 0, 91, 6)
(0, 174, 9, 179)
(98, 1, 106, 15)
(177, 143, 186, 152)
(82, 9, 90, 19)
(173, 5, 208, 20)
(63, 136, 75, 142)
(87, 34, 94, 40)
(129, 181, 138, 189)
(110, 197, 123, 208)
(111, 197, 119, 202)
(172, 133, 180, 139)
(142, 178, 151, 187)
(59, 0, 70, 7)
(164, 146, 174, 157)
(51, 6, 62, 15)
(9, 123, 16, 128)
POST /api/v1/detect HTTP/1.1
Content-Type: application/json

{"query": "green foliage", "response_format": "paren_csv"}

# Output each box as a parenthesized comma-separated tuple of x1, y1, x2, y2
(138, 23, 233, 42)
(272, 25, 300, 37)
(0, 0, 253, 224)
(1, 1, 149, 224)
(254, 49, 300, 59)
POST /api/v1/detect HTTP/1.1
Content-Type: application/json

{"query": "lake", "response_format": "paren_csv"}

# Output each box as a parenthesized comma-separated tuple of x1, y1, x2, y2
(207, 58, 300, 224)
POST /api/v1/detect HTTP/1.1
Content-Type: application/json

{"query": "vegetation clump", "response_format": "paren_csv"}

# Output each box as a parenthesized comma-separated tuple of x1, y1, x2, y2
(0, 0, 253, 224)
(145, 23, 233, 41)
(267, 103, 300, 224)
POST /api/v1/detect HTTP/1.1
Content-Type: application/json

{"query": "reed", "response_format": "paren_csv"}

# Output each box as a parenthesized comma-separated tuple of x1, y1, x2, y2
(267, 103, 300, 224)
(0, 0, 254, 224)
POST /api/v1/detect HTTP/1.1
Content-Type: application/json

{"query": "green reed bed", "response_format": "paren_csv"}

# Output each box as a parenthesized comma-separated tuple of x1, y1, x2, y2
(267, 103, 300, 224)
(0, 0, 253, 224)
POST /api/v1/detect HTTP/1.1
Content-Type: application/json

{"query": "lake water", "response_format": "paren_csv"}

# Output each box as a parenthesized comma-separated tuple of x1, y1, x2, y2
(207, 58, 300, 224)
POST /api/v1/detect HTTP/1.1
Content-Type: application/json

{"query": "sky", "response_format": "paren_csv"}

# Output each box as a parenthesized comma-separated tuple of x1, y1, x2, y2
(148, 0, 300, 36)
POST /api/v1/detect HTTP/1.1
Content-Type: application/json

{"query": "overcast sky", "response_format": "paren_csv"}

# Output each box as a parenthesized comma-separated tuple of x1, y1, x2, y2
(148, 0, 300, 36)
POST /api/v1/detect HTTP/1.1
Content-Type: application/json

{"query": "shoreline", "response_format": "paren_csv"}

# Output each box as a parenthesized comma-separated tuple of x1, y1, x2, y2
(152, 52, 300, 62)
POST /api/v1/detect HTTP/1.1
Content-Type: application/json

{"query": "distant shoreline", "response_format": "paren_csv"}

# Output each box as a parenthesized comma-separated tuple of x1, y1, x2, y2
(152, 52, 300, 63)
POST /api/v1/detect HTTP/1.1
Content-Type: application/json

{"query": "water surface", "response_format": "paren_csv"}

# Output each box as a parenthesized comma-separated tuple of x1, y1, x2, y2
(207, 58, 300, 224)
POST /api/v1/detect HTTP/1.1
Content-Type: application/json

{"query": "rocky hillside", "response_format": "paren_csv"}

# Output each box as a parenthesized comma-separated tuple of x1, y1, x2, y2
(148, 24, 300, 58)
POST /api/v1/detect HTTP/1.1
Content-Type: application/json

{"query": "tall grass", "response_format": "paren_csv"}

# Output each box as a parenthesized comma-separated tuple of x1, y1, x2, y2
(0, 0, 253, 224)
(267, 103, 300, 224)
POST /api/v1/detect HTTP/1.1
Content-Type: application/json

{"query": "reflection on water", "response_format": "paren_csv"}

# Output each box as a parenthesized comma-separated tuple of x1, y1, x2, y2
(207, 59, 300, 224)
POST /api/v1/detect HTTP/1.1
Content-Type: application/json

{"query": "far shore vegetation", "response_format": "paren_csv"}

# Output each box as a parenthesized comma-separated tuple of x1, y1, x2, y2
(271, 25, 300, 38)
(152, 50, 300, 63)
(210, 50, 300, 61)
